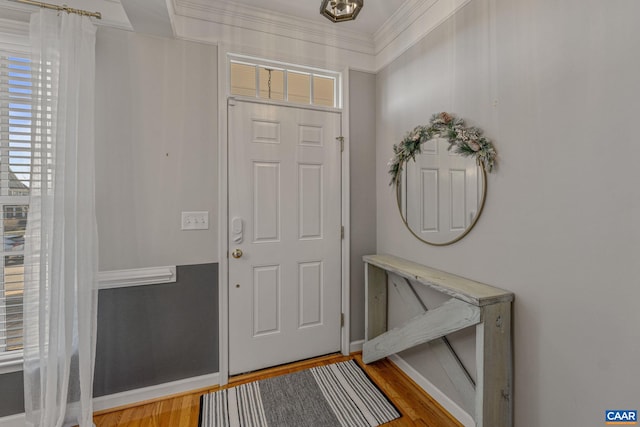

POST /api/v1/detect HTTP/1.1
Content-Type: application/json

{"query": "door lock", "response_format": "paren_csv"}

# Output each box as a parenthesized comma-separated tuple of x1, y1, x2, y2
(231, 248, 243, 259)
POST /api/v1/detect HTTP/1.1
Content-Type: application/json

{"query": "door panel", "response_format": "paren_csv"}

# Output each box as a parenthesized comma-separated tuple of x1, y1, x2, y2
(253, 162, 280, 242)
(407, 138, 480, 243)
(420, 168, 439, 232)
(228, 100, 342, 375)
(299, 261, 323, 327)
(252, 265, 280, 336)
(299, 164, 323, 239)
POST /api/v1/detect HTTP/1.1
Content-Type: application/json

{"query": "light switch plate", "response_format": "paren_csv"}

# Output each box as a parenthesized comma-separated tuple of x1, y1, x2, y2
(181, 211, 209, 230)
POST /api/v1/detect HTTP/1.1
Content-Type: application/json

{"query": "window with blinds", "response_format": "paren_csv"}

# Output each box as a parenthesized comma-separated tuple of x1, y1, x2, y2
(0, 52, 32, 357)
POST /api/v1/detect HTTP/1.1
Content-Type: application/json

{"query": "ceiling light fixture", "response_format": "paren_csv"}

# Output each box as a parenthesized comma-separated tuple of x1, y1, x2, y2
(320, 0, 363, 23)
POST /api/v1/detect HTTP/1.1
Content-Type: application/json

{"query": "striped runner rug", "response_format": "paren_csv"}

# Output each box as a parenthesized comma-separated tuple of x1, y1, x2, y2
(199, 360, 401, 427)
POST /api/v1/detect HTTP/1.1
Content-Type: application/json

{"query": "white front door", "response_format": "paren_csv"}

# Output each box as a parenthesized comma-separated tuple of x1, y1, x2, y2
(228, 99, 342, 375)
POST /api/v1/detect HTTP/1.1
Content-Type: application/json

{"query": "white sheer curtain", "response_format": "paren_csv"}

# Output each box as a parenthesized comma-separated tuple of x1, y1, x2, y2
(23, 9, 99, 427)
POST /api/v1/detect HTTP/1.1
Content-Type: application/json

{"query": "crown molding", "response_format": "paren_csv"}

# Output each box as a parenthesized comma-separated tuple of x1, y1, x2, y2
(373, 0, 438, 55)
(374, 0, 472, 71)
(172, 0, 374, 56)
(172, 0, 471, 73)
(3, 0, 471, 72)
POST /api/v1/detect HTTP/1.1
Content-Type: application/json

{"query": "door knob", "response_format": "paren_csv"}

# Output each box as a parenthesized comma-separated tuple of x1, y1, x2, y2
(231, 248, 243, 259)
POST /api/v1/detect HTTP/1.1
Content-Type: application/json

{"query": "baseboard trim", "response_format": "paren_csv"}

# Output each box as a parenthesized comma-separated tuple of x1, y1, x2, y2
(93, 372, 220, 412)
(0, 413, 25, 427)
(349, 339, 364, 353)
(388, 354, 476, 427)
(0, 372, 220, 426)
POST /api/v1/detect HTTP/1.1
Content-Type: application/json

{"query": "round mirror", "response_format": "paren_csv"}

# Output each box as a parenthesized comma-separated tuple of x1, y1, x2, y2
(389, 113, 496, 246)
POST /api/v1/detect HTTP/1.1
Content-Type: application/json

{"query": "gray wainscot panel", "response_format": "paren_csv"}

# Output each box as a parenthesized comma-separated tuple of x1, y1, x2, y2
(0, 263, 219, 417)
(0, 370, 24, 417)
(94, 263, 219, 397)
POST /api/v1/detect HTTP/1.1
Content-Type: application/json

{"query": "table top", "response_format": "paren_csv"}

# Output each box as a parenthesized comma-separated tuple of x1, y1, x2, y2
(364, 254, 514, 307)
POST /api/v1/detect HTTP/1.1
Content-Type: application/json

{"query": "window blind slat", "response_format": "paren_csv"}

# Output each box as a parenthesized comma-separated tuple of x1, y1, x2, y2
(1, 327, 23, 334)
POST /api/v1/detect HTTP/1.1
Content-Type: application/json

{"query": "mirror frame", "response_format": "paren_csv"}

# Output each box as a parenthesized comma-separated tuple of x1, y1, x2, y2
(389, 112, 497, 246)
(396, 159, 487, 246)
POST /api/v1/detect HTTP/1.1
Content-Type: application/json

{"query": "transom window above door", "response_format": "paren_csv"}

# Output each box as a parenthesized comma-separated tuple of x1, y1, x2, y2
(229, 56, 341, 108)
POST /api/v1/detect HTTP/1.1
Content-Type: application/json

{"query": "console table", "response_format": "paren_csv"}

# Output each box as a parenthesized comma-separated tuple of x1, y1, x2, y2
(363, 254, 513, 427)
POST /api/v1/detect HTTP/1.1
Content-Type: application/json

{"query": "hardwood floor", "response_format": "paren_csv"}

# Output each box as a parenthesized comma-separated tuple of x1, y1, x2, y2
(93, 353, 463, 427)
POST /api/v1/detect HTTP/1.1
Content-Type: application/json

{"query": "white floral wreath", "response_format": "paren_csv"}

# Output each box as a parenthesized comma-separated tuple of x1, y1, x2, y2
(389, 112, 497, 186)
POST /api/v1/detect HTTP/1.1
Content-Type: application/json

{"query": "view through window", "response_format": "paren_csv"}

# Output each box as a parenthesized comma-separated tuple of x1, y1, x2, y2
(0, 52, 32, 356)
(230, 58, 340, 108)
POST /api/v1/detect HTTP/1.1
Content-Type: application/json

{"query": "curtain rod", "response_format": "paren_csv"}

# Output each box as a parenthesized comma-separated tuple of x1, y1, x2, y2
(14, 0, 102, 19)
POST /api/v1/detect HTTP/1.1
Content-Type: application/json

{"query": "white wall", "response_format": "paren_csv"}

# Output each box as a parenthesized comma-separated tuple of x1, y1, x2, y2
(349, 70, 377, 341)
(376, 0, 640, 425)
(95, 28, 218, 270)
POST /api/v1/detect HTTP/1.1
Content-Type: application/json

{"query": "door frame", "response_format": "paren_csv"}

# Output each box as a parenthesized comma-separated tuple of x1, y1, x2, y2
(217, 47, 351, 385)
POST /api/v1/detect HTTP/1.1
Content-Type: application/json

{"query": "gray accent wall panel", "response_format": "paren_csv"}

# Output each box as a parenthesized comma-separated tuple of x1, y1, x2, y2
(0, 371, 24, 417)
(0, 263, 218, 416)
(94, 263, 218, 397)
